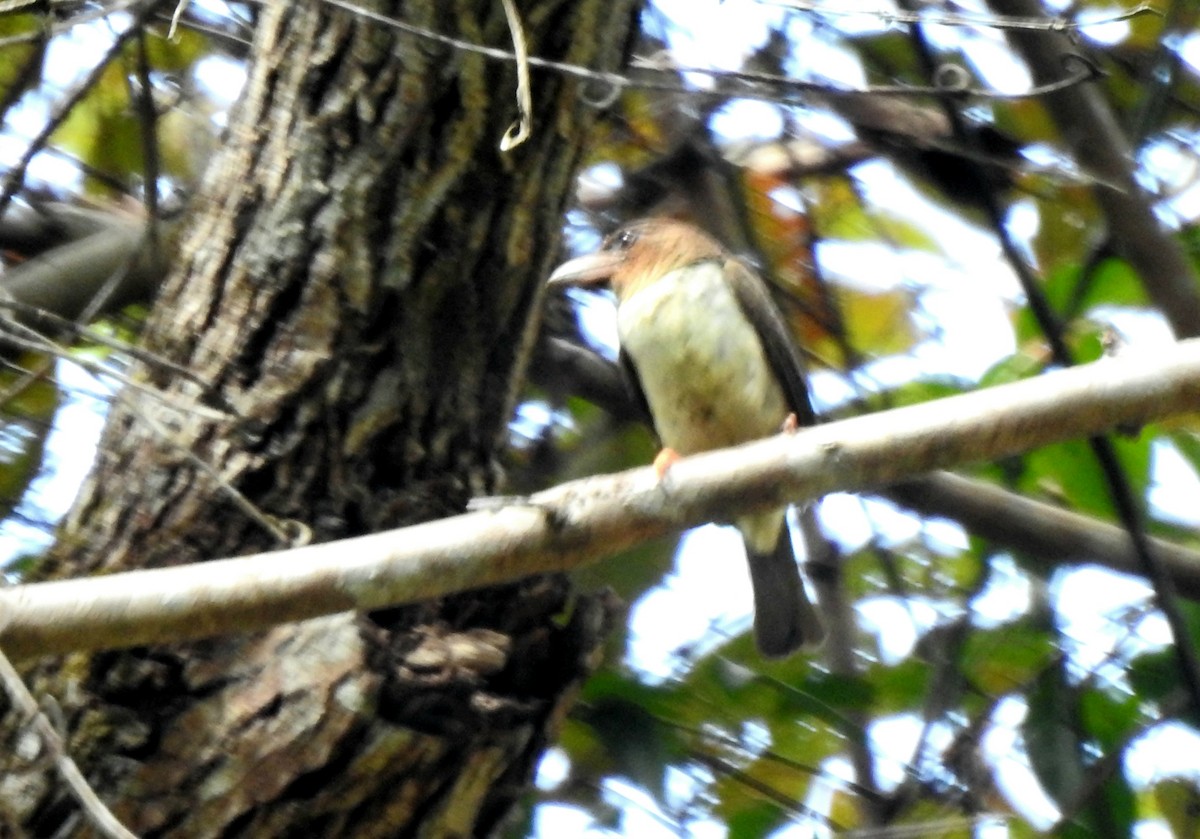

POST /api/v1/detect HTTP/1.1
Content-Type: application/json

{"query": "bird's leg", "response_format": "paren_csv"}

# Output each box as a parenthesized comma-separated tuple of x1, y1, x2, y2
(780, 412, 800, 434)
(652, 447, 681, 480)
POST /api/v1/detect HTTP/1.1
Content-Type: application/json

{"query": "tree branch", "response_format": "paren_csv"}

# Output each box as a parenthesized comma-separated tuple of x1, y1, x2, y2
(3, 337, 1200, 659)
(883, 472, 1200, 597)
(988, 0, 1200, 338)
(0, 203, 169, 321)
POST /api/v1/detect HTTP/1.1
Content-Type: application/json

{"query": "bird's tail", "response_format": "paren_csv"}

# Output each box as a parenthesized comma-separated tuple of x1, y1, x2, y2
(746, 528, 825, 658)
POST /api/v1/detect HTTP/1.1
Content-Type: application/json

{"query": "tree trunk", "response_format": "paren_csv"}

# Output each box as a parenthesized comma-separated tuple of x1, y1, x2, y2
(2, 0, 637, 834)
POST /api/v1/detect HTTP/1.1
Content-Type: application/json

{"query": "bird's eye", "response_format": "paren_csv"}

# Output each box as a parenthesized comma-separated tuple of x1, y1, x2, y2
(610, 229, 639, 251)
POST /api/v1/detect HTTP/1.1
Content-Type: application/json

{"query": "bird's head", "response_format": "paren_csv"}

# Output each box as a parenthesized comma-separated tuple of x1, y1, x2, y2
(548, 218, 723, 302)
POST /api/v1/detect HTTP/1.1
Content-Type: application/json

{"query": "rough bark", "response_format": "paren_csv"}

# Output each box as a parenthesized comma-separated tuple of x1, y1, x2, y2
(1, 0, 637, 835)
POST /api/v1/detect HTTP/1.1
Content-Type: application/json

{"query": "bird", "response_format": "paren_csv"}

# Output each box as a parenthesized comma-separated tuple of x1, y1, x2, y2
(548, 217, 825, 657)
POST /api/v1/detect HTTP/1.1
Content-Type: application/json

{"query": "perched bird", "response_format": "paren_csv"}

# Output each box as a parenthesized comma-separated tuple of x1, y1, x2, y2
(548, 218, 824, 657)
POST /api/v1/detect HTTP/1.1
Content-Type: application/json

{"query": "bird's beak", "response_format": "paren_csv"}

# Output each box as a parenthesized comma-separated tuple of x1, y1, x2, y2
(547, 252, 625, 289)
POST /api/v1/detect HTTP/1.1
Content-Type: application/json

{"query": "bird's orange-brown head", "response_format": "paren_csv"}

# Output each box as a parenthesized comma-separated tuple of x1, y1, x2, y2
(548, 218, 724, 301)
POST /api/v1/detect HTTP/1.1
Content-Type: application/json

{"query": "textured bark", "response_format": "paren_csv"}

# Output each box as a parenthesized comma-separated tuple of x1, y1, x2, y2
(1, 0, 636, 834)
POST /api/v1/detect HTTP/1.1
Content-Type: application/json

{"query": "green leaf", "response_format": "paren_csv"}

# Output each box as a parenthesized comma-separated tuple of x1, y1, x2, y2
(836, 285, 919, 358)
(53, 62, 142, 187)
(809, 179, 938, 251)
(873, 376, 975, 408)
(961, 622, 1056, 694)
(573, 693, 687, 796)
(572, 535, 674, 605)
(978, 349, 1047, 388)
(1021, 432, 1151, 522)
(1076, 259, 1148, 312)
(859, 659, 930, 717)
(142, 27, 208, 72)
(1166, 431, 1200, 486)
(1128, 648, 1182, 708)
(1025, 671, 1139, 838)
(1154, 776, 1200, 838)
(0, 364, 61, 521)
(0, 15, 44, 99)
(1025, 663, 1086, 809)
(1079, 687, 1140, 751)
(726, 801, 785, 839)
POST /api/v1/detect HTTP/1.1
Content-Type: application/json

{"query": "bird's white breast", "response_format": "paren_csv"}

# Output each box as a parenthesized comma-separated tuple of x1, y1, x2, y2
(616, 262, 788, 456)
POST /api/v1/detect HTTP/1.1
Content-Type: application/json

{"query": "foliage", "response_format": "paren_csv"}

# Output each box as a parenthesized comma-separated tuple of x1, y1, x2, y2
(1, 0, 1199, 836)
(523, 1, 1200, 836)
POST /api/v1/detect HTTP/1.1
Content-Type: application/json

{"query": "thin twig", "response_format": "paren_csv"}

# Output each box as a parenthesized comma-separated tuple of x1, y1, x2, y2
(0, 317, 231, 421)
(166, 0, 189, 39)
(497, 0, 531, 151)
(0, 0, 162, 217)
(0, 644, 136, 839)
(0, 298, 217, 395)
(316, 0, 1099, 106)
(763, 0, 1161, 31)
(127, 396, 294, 546)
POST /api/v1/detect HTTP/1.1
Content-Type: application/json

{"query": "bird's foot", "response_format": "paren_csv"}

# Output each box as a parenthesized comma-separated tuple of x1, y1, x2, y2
(781, 412, 800, 434)
(653, 447, 681, 479)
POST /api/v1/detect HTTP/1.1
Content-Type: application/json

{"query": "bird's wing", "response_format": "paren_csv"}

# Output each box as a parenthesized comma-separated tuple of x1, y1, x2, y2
(618, 347, 657, 434)
(724, 256, 817, 426)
